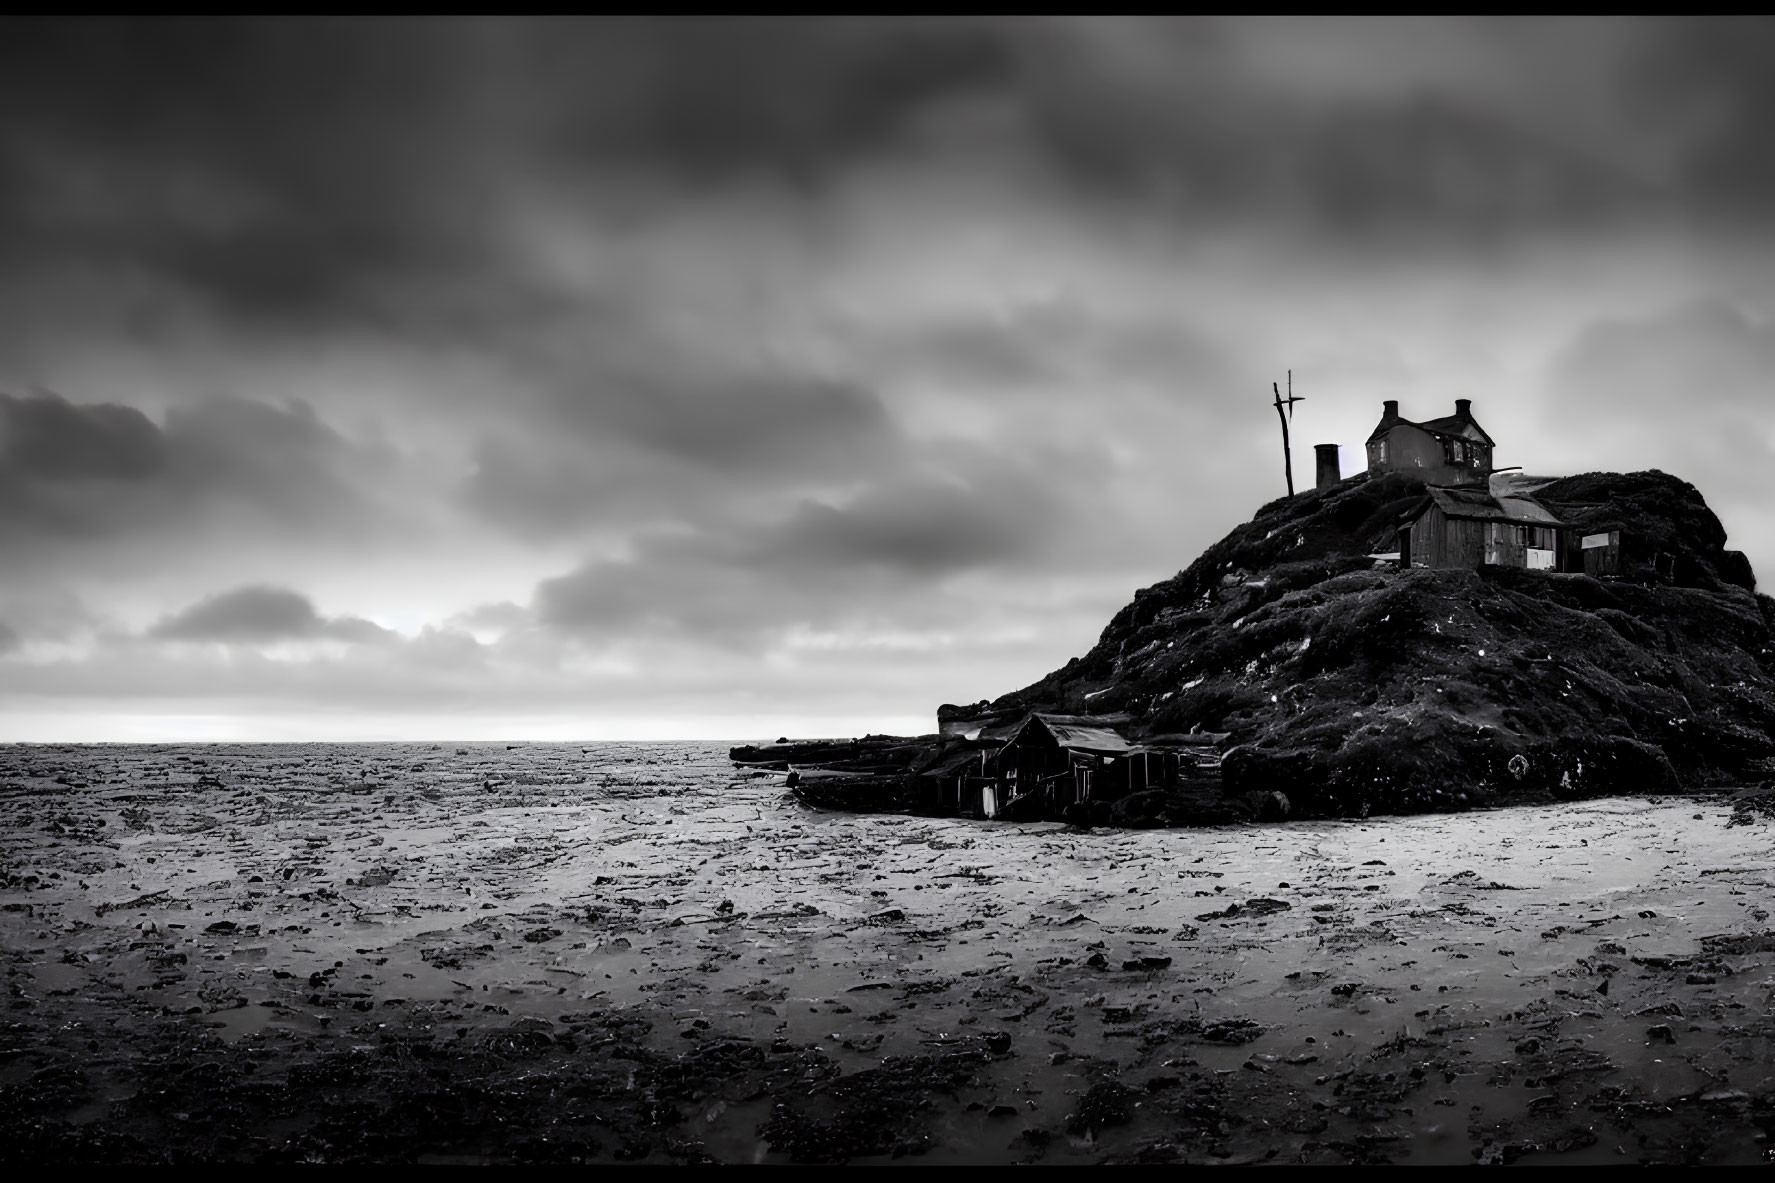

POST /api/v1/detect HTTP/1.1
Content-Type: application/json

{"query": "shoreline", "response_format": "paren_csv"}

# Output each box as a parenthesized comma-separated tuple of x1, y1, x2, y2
(4, 742, 1774, 1163)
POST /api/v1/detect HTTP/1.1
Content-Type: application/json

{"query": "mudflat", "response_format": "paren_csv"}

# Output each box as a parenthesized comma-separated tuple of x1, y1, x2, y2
(3, 742, 1774, 1165)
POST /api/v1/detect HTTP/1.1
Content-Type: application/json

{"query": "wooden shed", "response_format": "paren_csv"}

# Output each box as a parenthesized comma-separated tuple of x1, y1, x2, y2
(1401, 485, 1566, 571)
(916, 711, 1229, 820)
(985, 713, 1136, 817)
(1580, 530, 1622, 577)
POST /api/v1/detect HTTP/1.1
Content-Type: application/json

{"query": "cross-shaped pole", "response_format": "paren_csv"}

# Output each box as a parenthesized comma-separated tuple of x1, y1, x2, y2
(1272, 369, 1305, 497)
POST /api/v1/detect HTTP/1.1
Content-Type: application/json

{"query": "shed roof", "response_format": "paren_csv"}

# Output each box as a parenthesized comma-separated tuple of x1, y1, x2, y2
(925, 746, 989, 777)
(1423, 485, 1564, 526)
(1140, 731, 1231, 748)
(1011, 712, 1135, 755)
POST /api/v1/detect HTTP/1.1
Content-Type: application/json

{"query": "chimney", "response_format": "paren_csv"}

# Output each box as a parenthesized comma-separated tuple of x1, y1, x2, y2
(1455, 398, 1472, 418)
(1383, 399, 1399, 418)
(1314, 443, 1341, 490)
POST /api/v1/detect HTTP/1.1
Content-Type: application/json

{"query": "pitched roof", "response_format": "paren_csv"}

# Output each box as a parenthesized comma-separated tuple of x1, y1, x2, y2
(1013, 713, 1134, 755)
(924, 746, 989, 777)
(1417, 413, 1495, 447)
(1366, 406, 1495, 447)
(1365, 409, 1404, 444)
(1423, 485, 1564, 526)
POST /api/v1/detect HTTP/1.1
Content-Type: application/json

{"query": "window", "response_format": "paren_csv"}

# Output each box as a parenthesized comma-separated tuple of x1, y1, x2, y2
(1516, 525, 1553, 549)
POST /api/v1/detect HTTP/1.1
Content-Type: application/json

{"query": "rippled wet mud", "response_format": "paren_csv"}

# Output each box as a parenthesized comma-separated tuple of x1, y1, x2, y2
(4, 742, 1775, 1164)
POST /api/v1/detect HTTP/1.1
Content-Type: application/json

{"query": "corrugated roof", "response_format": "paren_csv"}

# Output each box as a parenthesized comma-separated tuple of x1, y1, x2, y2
(1018, 712, 1134, 755)
(1491, 496, 1564, 527)
(1046, 725, 1134, 754)
(1424, 485, 1563, 526)
(1489, 472, 1560, 498)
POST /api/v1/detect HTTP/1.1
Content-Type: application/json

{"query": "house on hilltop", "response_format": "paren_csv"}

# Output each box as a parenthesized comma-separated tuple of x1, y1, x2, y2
(1322, 397, 1605, 574)
(1365, 397, 1493, 487)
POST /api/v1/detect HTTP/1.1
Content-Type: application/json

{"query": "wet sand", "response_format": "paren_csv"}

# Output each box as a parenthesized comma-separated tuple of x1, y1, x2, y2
(3, 741, 1774, 1164)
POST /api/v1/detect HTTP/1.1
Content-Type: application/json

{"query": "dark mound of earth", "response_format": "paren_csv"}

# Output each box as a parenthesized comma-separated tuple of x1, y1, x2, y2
(933, 469, 1775, 820)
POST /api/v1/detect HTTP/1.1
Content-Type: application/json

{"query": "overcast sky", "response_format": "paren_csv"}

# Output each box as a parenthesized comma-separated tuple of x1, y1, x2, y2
(4, 16, 1775, 741)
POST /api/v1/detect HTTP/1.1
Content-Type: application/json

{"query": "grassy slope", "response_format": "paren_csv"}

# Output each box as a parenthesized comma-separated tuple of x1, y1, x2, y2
(944, 470, 1775, 817)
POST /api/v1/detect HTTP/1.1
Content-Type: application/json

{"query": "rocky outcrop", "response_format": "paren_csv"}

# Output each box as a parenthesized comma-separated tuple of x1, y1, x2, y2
(943, 469, 1775, 819)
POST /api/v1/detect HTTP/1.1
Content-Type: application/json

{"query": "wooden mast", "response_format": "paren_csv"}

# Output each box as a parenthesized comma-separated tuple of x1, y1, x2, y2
(1271, 369, 1305, 496)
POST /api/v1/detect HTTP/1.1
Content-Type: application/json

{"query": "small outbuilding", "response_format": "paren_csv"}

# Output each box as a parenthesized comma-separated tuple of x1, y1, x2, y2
(1579, 530, 1623, 577)
(990, 713, 1136, 816)
(920, 708, 1230, 819)
(1399, 483, 1566, 571)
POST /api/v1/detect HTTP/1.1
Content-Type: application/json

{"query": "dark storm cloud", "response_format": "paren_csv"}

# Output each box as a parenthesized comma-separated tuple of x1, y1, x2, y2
(10, 15, 1772, 346)
(1625, 17, 1775, 215)
(847, 300, 1235, 397)
(0, 391, 387, 546)
(461, 362, 901, 538)
(0, 391, 166, 480)
(533, 445, 1083, 643)
(1278, 101, 1630, 234)
(1005, 33, 1633, 237)
(756, 469, 1055, 575)
(498, 17, 1753, 236)
(0, 620, 18, 654)
(149, 585, 392, 644)
(150, 586, 323, 642)
(0, 17, 1012, 332)
(460, 436, 636, 539)
(0, 17, 507, 326)
(521, 17, 1014, 183)
(553, 368, 891, 473)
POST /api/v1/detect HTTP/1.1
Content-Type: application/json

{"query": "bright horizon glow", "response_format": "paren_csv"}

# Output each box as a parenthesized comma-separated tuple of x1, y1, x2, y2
(0, 712, 938, 745)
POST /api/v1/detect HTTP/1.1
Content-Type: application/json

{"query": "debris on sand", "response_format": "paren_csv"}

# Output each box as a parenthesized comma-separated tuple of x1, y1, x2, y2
(3, 742, 1773, 1163)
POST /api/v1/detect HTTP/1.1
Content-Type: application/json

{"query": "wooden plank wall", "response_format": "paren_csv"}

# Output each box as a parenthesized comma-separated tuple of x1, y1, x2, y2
(1447, 517, 1485, 566)
(1414, 507, 1565, 569)
(1409, 509, 1573, 571)
(1584, 545, 1621, 577)
(1485, 521, 1524, 567)
(1409, 505, 1490, 569)
(1411, 504, 1444, 566)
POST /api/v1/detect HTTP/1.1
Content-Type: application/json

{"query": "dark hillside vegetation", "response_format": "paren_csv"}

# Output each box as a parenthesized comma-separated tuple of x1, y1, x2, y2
(940, 469, 1775, 819)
